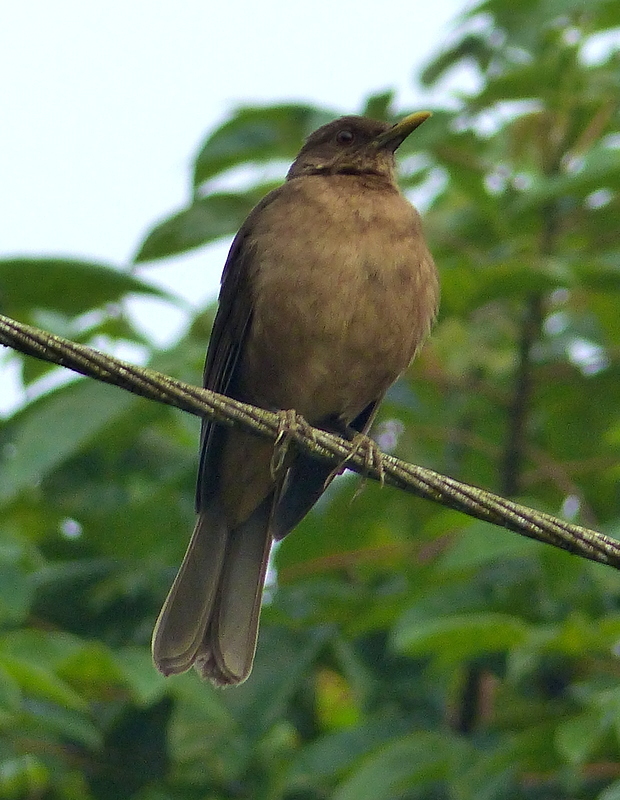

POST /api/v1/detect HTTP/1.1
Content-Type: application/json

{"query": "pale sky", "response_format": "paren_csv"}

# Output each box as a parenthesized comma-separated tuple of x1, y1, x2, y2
(1, 0, 471, 410)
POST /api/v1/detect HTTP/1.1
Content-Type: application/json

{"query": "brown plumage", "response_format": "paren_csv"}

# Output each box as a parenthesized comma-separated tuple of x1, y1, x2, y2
(152, 112, 439, 685)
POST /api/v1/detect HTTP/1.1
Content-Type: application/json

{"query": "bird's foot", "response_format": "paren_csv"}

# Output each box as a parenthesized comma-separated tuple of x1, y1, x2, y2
(324, 432, 386, 490)
(271, 409, 315, 478)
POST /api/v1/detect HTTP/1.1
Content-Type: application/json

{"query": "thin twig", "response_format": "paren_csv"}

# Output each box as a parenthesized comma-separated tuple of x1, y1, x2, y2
(1, 312, 619, 569)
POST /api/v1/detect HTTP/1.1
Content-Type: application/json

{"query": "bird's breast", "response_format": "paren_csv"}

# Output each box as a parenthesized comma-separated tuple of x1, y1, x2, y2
(238, 175, 439, 423)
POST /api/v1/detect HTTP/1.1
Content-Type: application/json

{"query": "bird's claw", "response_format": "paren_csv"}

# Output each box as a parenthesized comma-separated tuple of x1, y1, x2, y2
(271, 409, 313, 479)
(325, 432, 386, 491)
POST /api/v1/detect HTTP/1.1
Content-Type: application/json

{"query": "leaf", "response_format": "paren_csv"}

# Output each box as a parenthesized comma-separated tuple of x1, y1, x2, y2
(134, 187, 274, 262)
(315, 668, 361, 730)
(599, 780, 620, 800)
(393, 613, 529, 662)
(0, 654, 87, 712)
(455, 740, 521, 800)
(572, 259, 620, 294)
(541, 612, 620, 656)
(20, 313, 151, 385)
(362, 91, 395, 120)
(421, 34, 494, 86)
(0, 756, 49, 798)
(466, 0, 573, 51)
(543, 0, 620, 30)
(288, 719, 409, 786)
(0, 562, 32, 624)
(473, 63, 559, 107)
(555, 708, 606, 765)
(513, 146, 620, 214)
(115, 646, 168, 706)
(0, 665, 21, 713)
(225, 626, 330, 739)
(23, 703, 102, 749)
(0, 379, 139, 503)
(57, 642, 126, 700)
(333, 731, 469, 800)
(0, 629, 84, 667)
(440, 520, 541, 571)
(193, 104, 336, 186)
(440, 261, 564, 317)
(0, 259, 168, 318)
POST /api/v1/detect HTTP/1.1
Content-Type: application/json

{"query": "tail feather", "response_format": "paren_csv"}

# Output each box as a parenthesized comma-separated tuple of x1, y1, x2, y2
(195, 495, 274, 685)
(152, 505, 228, 677)
(152, 497, 274, 686)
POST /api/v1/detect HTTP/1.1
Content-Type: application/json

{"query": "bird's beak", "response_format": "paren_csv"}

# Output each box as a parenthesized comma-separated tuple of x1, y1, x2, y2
(373, 111, 431, 151)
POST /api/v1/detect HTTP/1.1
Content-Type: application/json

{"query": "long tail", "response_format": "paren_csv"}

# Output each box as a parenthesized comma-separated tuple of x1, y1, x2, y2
(152, 498, 273, 686)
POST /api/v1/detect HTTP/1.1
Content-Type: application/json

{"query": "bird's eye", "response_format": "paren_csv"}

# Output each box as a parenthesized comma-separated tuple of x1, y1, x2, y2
(336, 129, 354, 145)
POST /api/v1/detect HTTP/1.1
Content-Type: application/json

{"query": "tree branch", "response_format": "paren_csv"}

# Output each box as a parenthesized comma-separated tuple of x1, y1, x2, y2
(502, 293, 543, 496)
(1, 312, 619, 569)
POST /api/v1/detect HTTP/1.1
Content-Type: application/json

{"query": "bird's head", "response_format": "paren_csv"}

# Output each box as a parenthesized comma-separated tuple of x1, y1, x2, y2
(287, 112, 430, 182)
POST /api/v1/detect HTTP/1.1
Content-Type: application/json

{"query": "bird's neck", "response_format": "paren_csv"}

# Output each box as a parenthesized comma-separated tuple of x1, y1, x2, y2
(286, 166, 397, 190)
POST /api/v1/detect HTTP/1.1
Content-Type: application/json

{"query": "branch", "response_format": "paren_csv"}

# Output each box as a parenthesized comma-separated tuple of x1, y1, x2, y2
(502, 293, 543, 496)
(1, 312, 619, 569)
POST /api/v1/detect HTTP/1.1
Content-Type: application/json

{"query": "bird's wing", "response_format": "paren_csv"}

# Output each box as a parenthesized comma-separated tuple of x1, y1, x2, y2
(195, 190, 280, 511)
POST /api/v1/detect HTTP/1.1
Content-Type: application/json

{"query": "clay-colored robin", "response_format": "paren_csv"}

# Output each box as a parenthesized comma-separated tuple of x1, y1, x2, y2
(152, 112, 439, 685)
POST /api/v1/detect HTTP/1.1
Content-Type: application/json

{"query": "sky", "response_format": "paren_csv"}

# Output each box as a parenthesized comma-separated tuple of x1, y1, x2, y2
(0, 0, 471, 411)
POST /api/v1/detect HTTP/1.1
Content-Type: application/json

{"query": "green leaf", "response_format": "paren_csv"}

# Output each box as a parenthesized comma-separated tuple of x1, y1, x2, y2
(514, 146, 620, 212)
(362, 91, 395, 120)
(0, 259, 168, 317)
(440, 261, 564, 317)
(225, 626, 330, 739)
(0, 665, 21, 713)
(473, 63, 560, 106)
(0, 756, 50, 799)
(440, 520, 541, 571)
(555, 708, 606, 765)
(537, 612, 620, 656)
(193, 104, 336, 186)
(456, 740, 521, 800)
(599, 779, 620, 800)
(23, 702, 102, 749)
(134, 187, 275, 262)
(288, 719, 408, 786)
(333, 732, 469, 800)
(115, 646, 168, 706)
(19, 312, 151, 386)
(0, 379, 139, 503)
(57, 642, 126, 700)
(0, 563, 32, 624)
(0, 629, 84, 667)
(393, 613, 529, 662)
(421, 34, 494, 86)
(0, 654, 87, 712)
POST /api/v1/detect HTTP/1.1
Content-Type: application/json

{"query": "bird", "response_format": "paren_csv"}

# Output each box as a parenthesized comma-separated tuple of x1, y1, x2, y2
(152, 111, 440, 686)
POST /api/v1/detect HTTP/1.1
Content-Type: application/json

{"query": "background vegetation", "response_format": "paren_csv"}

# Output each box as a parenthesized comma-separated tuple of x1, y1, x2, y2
(1, 0, 620, 797)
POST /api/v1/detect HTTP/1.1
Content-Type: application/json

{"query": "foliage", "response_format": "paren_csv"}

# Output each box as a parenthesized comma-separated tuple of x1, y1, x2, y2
(1, 0, 620, 797)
